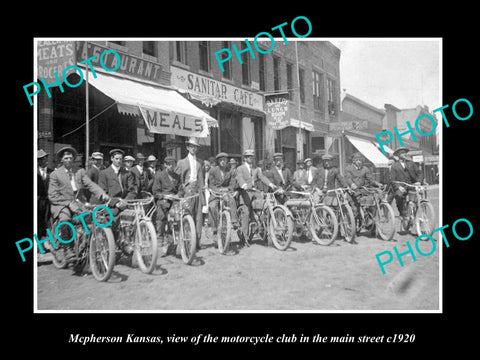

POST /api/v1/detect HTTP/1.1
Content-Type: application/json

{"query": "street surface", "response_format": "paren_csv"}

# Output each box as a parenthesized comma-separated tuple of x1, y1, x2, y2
(36, 186, 439, 311)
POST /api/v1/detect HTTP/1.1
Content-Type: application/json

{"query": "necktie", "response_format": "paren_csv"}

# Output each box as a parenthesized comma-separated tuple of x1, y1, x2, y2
(116, 170, 123, 192)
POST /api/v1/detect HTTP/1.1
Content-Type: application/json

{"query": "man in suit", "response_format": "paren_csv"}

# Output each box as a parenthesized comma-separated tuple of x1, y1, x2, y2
(344, 152, 382, 219)
(265, 152, 293, 204)
(86, 152, 104, 184)
(98, 149, 138, 218)
(304, 157, 320, 189)
(236, 149, 276, 231)
(317, 154, 348, 192)
(208, 152, 239, 238)
(389, 147, 423, 227)
(130, 153, 149, 197)
(37, 149, 53, 239)
(175, 137, 205, 248)
(146, 155, 158, 192)
(293, 159, 307, 189)
(152, 156, 182, 254)
(48, 146, 109, 256)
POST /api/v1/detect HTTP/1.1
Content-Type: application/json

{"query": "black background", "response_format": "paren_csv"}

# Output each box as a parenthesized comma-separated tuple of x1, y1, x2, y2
(6, 4, 478, 355)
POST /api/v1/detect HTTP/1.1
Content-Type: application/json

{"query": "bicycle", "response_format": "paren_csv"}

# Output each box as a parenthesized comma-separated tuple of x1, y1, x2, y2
(147, 193, 199, 265)
(237, 188, 294, 250)
(287, 189, 338, 246)
(50, 200, 116, 282)
(391, 181, 435, 236)
(324, 187, 356, 243)
(116, 192, 158, 274)
(353, 185, 396, 241)
(208, 188, 238, 255)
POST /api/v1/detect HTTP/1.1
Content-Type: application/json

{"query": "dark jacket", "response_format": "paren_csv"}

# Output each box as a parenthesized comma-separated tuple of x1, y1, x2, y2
(209, 166, 235, 191)
(390, 160, 423, 190)
(344, 164, 375, 187)
(266, 166, 293, 188)
(152, 169, 182, 199)
(317, 166, 347, 190)
(98, 165, 137, 201)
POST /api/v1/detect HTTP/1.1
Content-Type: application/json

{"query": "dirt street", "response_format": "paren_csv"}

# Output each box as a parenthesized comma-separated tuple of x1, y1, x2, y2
(36, 187, 439, 311)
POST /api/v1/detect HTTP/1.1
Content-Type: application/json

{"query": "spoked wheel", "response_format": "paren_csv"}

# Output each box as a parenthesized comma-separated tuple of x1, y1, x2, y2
(135, 220, 158, 274)
(236, 204, 251, 246)
(179, 214, 196, 265)
(401, 202, 416, 232)
(375, 202, 396, 241)
(89, 227, 116, 282)
(339, 204, 356, 243)
(217, 210, 232, 255)
(269, 207, 293, 251)
(310, 205, 338, 246)
(415, 201, 435, 236)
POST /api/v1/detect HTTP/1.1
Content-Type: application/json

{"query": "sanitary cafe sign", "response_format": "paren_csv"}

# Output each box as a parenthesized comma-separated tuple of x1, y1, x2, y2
(170, 66, 263, 112)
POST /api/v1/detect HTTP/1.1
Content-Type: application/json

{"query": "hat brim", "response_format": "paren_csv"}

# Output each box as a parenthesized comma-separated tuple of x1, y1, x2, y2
(56, 147, 77, 160)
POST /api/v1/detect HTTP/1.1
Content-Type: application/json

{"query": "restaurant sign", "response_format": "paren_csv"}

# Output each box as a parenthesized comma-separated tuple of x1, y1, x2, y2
(76, 42, 164, 83)
(170, 66, 263, 112)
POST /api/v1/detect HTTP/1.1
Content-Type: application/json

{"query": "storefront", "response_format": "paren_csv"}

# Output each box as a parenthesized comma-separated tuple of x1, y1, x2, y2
(45, 42, 218, 167)
(170, 66, 265, 163)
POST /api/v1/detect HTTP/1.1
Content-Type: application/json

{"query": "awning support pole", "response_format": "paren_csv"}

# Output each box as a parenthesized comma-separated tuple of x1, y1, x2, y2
(85, 41, 90, 169)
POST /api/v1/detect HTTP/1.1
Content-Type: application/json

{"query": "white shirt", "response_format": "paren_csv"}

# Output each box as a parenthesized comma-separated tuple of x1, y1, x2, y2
(39, 166, 47, 180)
(307, 167, 313, 184)
(277, 166, 285, 184)
(136, 164, 143, 175)
(245, 162, 252, 176)
(323, 169, 329, 188)
(188, 153, 197, 182)
(65, 167, 77, 192)
(111, 164, 121, 174)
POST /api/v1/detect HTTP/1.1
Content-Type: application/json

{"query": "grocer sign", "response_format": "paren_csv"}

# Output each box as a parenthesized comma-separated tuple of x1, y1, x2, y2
(37, 41, 76, 83)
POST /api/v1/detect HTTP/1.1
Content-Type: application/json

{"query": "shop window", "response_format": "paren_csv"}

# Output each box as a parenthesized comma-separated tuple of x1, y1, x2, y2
(313, 70, 323, 112)
(258, 53, 265, 91)
(241, 42, 251, 86)
(327, 78, 337, 115)
(312, 136, 325, 152)
(221, 41, 231, 79)
(199, 41, 210, 72)
(175, 41, 188, 64)
(299, 68, 305, 104)
(219, 111, 241, 156)
(143, 41, 155, 57)
(286, 63, 294, 100)
(273, 56, 281, 91)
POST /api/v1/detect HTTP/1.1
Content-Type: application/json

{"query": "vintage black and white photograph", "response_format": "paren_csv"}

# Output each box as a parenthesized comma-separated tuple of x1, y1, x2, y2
(32, 38, 441, 312)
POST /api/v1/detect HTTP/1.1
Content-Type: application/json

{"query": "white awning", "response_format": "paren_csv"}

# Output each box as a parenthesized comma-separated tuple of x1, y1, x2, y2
(86, 72, 218, 137)
(346, 135, 390, 168)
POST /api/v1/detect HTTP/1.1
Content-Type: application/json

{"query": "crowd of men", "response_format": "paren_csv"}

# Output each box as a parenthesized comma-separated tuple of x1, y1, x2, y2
(37, 138, 424, 259)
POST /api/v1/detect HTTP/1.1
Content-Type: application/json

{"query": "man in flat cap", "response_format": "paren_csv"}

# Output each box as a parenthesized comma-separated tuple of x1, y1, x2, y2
(37, 149, 53, 239)
(303, 157, 320, 189)
(236, 149, 276, 238)
(48, 146, 109, 256)
(98, 149, 138, 218)
(123, 155, 135, 171)
(130, 153, 149, 197)
(208, 152, 239, 242)
(145, 155, 158, 192)
(317, 154, 347, 192)
(175, 137, 205, 248)
(344, 152, 382, 221)
(86, 152, 104, 184)
(389, 147, 423, 227)
(265, 152, 292, 203)
(293, 159, 307, 189)
(152, 155, 182, 256)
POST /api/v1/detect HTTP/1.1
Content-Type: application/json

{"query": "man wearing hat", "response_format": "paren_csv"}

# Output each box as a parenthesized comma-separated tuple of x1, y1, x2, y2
(389, 147, 423, 226)
(130, 153, 149, 197)
(236, 149, 276, 234)
(175, 137, 205, 248)
(265, 152, 293, 203)
(344, 152, 382, 220)
(208, 152, 239, 240)
(37, 149, 53, 239)
(123, 155, 135, 171)
(317, 154, 348, 192)
(98, 149, 138, 217)
(293, 159, 307, 189)
(145, 155, 158, 192)
(152, 155, 182, 255)
(48, 146, 109, 255)
(86, 152, 104, 184)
